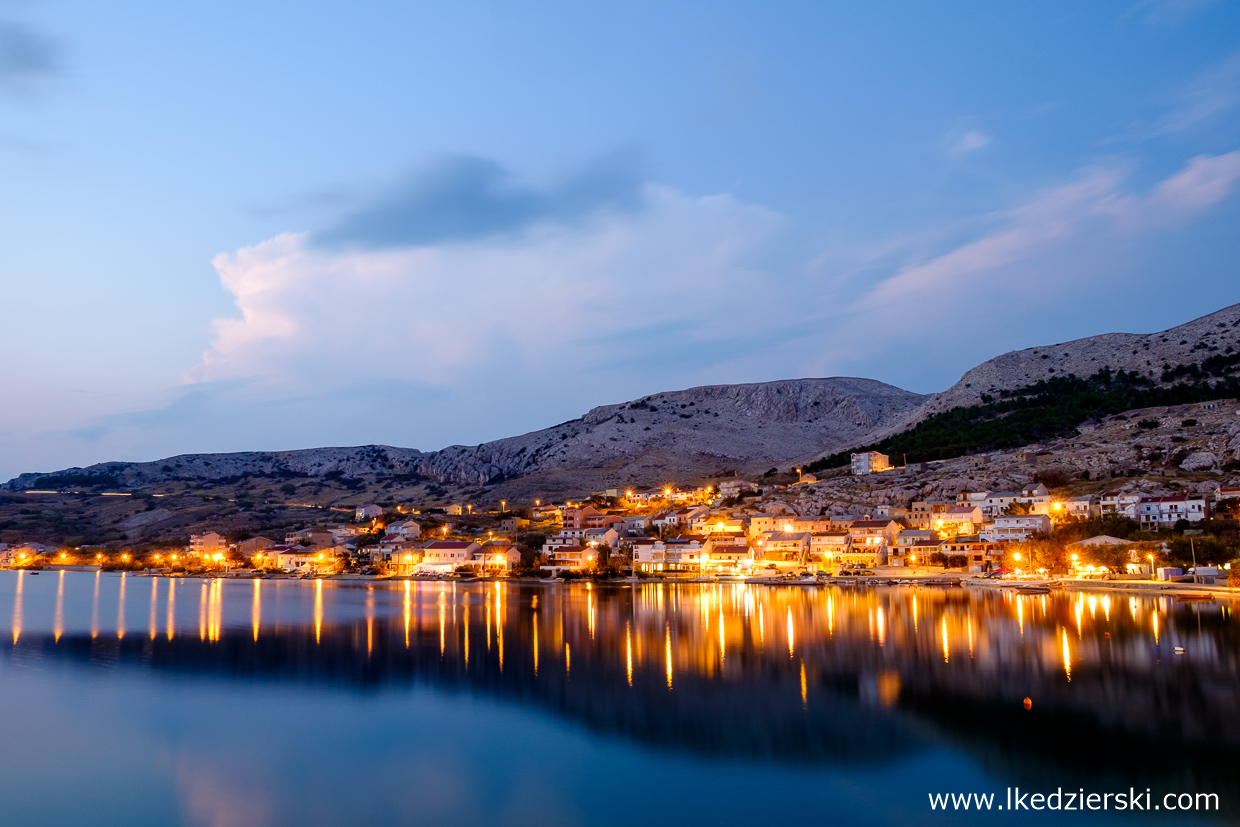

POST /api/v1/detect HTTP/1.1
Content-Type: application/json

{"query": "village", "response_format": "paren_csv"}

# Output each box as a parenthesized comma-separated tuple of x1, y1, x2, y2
(3, 450, 1236, 586)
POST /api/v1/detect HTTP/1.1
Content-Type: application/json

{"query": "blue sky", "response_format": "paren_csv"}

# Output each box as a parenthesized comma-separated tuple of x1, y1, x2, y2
(2, 0, 1239, 480)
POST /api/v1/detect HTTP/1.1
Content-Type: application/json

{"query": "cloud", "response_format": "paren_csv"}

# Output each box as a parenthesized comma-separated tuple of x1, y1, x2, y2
(1153, 50, 1240, 135)
(953, 129, 991, 153)
(166, 182, 785, 453)
(316, 151, 646, 249)
(0, 21, 57, 84)
(854, 150, 1240, 317)
(1124, 0, 1221, 26)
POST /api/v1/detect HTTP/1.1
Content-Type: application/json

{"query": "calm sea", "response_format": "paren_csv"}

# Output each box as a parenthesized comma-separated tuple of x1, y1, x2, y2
(0, 570, 1233, 826)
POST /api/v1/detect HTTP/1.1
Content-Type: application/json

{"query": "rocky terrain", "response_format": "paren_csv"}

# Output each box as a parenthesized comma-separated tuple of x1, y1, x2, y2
(741, 399, 1240, 520)
(873, 302, 1240, 439)
(6, 302, 1240, 546)
(4, 378, 925, 491)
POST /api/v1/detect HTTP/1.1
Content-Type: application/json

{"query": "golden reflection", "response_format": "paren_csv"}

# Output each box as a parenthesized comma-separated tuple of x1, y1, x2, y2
(486, 599, 492, 651)
(786, 608, 794, 658)
(665, 625, 673, 689)
(439, 591, 446, 657)
(149, 577, 159, 640)
(626, 621, 633, 687)
(1062, 628, 1072, 681)
(940, 615, 949, 663)
(116, 573, 127, 640)
(1102, 595, 1111, 622)
(403, 581, 411, 648)
(166, 577, 175, 641)
(911, 595, 917, 633)
(1152, 610, 1159, 645)
(198, 580, 207, 640)
(967, 619, 974, 658)
(91, 570, 100, 639)
(876, 605, 885, 647)
(800, 661, 807, 709)
(11, 570, 24, 644)
(54, 570, 65, 643)
(252, 579, 261, 641)
(464, 604, 469, 666)
(314, 579, 323, 644)
(718, 608, 725, 661)
(1075, 597, 1083, 639)
(366, 588, 375, 657)
(208, 580, 222, 642)
(565, 642, 571, 676)
(1017, 596, 1024, 636)
(533, 611, 539, 676)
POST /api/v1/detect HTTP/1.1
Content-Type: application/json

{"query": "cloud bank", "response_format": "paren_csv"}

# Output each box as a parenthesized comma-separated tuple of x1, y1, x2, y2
(0, 21, 57, 84)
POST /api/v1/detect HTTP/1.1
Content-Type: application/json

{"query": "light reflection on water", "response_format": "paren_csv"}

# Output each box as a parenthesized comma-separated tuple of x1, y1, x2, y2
(0, 570, 1235, 825)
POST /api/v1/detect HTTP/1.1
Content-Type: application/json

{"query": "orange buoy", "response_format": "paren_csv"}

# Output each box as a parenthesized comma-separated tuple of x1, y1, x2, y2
(1023, 697, 1032, 711)
(1104, 632, 1110, 638)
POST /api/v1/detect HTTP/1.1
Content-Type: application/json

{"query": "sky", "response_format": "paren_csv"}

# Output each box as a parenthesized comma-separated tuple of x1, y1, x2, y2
(2, 0, 1240, 481)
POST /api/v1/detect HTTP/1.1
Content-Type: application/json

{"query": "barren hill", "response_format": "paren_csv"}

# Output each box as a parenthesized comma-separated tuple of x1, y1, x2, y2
(873, 302, 1240, 440)
(4, 377, 925, 492)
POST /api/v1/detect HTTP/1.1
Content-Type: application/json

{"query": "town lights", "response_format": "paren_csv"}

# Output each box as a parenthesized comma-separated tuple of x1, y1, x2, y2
(1013, 553, 1022, 561)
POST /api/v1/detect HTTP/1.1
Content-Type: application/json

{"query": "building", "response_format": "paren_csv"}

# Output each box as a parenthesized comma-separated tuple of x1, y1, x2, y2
(940, 536, 1006, 572)
(500, 516, 530, 532)
(275, 545, 334, 574)
(808, 532, 851, 568)
(285, 528, 336, 548)
(702, 543, 751, 572)
(1136, 496, 1207, 530)
(541, 545, 597, 575)
(980, 491, 1020, 517)
(530, 503, 562, 523)
(846, 519, 898, 566)
(621, 514, 652, 535)
(934, 505, 984, 537)
(1066, 496, 1100, 519)
(980, 513, 1052, 543)
(474, 541, 521, 573)
(385, 520, 422, 538)
(1215, 485, 1240, 501)
(418, 540, 482, 573)
(190, 532, 227, 558)
(582, 527, 620, 549)
(1100, 492, 1142, 519)
(630, 537, 708, 572)
(891, 529, 935, 566)
(562, 505, 603, 530)
(851, 451, 892, 475)
(230, 536, 274, 558)
(756, 532, 811, 566)
(908, 501, 952, 530)
(1020, 483, 1051, 504)
(355, 504, 383, 521)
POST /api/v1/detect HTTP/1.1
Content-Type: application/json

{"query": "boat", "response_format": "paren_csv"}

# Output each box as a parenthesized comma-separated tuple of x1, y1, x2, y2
(1016, 586, 1051, 595)
(539, 577, 563, 583)
(1176, 593, 1215, 602)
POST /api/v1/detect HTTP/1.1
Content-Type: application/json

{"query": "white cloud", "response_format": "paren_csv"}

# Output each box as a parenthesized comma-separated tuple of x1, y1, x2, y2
(1154, 50, 1240, 135)
(954, 129, 991, 153)
(854, 151, 1240, 317)
(192, 184, 783, 398)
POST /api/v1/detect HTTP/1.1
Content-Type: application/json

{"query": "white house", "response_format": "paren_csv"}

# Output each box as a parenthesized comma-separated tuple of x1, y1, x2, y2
(1100, 492, 1142, 519)
(418, 540, 482, 573)
(1136, 496, 1207, 530)
(980, 513, 1052, 543)
(355, 504, 383, 522)
(851, 451, 891, 475)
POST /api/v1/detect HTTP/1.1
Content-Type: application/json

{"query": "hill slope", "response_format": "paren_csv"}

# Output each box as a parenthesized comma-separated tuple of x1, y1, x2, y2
(874, 302, 1240, 440)
(4, 378, 926, 491)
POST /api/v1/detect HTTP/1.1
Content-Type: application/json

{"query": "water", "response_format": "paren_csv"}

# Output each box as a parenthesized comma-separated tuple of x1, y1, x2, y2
(0, 570, 1234, 826)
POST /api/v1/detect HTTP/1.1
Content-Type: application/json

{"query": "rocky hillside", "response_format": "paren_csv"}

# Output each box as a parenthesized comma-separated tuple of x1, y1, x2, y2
(4, 378, 925, 491)
(873, 302, 1240, 439)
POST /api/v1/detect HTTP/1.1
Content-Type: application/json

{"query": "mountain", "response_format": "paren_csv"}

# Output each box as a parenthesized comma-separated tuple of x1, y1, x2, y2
(4, 377, 926, 492)
(872, 302, 1240, 440)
